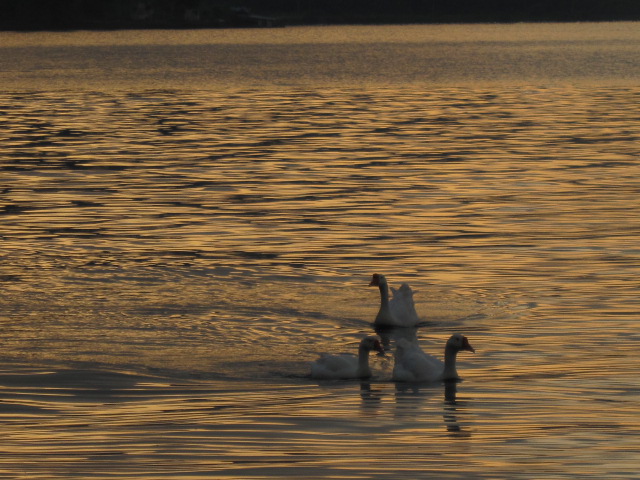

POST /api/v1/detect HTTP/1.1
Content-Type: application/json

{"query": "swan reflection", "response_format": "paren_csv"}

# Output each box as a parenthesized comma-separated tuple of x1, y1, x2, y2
(359, 381, 384, 415)
(443, 379, 471, 437)
(374, 324, 420, 351)
(390, 379, 472, 436)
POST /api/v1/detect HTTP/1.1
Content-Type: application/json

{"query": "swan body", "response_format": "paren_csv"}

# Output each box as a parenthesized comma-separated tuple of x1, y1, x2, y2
(370, 273, 421, 327)
(311, 336, 384, 379)
(392, 334, 475, 383)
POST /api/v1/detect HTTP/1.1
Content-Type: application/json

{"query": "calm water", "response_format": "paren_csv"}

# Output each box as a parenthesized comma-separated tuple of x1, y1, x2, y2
(1, 23, 639, 479)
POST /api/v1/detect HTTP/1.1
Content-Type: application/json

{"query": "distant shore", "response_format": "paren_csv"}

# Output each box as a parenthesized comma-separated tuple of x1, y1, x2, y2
(2, 0, 640, 31)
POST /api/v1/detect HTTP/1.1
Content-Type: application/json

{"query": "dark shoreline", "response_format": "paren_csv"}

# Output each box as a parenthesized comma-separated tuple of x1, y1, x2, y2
(1, 0, 639, 32)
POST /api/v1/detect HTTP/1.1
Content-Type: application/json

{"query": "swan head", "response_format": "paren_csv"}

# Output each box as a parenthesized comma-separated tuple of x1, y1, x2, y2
(447, 334, 475, 354)
(361, 335, 385, 355)
(369, 273, 387, 287)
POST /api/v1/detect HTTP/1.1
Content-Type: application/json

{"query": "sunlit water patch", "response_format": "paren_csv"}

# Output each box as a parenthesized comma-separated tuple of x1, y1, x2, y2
(1, 23, 639, 479)
(0, 368, 637, 479)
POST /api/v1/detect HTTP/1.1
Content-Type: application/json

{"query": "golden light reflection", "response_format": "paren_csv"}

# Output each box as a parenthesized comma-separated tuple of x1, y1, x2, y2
(1, 23, 640, 479)
(1, 368, 637, 478)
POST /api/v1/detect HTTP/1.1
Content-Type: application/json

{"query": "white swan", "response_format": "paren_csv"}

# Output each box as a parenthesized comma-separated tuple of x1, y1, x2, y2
(310, 336, 385, 379)
(369, 273, 421, 327)
(392, 334, 475, 383)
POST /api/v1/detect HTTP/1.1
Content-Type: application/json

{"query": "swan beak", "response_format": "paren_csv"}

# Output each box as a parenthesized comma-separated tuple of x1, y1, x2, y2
(369, 274, 380, 286)
(462, 336, 475, 353)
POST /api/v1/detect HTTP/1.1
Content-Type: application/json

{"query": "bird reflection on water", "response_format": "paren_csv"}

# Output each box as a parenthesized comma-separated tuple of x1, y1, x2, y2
(443, 379, 471, 437)
(359, 377, 472, 436)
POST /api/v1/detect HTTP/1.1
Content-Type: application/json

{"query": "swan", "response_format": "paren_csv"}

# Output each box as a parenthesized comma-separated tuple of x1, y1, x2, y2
(392, 334, 475, 383)
(310, 336, 385, 379)
(369, 273, 421, 327)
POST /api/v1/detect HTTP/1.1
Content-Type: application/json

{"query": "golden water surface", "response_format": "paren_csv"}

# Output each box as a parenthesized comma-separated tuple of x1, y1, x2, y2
(0, 23, 639, 479)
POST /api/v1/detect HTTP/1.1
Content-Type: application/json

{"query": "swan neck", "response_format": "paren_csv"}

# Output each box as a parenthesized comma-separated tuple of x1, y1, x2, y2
(378, 281, 390, 307)
(375, 278, 396, 325)
(357, 345, 372, 377)
(442, 345, 459, 380)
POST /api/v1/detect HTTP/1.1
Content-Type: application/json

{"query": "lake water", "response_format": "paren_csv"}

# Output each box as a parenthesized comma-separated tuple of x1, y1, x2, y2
(1, 22, 639, 478)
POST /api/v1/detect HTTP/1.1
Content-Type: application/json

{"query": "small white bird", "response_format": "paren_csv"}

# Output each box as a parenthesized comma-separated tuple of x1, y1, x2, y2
(392, 334, 475, 383)
(369, 273, 422, 327)
(310, 336, 385, 379)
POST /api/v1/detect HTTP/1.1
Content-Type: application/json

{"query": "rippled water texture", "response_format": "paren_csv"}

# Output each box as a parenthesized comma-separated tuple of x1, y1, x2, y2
(1, 23, 639, 479)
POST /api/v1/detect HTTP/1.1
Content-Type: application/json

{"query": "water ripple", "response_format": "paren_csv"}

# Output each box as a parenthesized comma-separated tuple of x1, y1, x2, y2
(1, 30, 640, 477)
